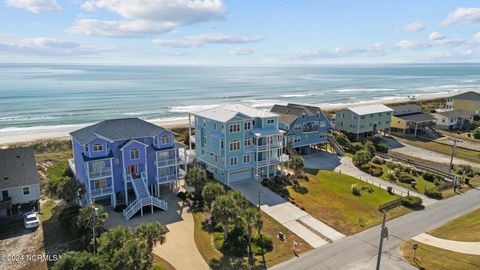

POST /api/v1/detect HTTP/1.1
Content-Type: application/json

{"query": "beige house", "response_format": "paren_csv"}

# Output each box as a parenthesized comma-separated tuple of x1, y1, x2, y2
(446, 91, 480, 115)
(432, 110, 474, 130)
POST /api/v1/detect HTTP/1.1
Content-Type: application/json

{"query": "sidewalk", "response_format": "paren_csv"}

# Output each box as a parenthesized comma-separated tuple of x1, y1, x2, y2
(412, 233, 480, 255)
(231, 180, 345, 248)
(335, 157, 438, 206)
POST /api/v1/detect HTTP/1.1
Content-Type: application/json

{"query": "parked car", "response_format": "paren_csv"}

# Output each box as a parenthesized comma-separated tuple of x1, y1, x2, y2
(23, 211, 40, 229)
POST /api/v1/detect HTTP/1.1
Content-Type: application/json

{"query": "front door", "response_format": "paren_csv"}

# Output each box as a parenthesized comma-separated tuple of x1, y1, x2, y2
(1, 190, 8, 200)
(128, 164, 138, 178)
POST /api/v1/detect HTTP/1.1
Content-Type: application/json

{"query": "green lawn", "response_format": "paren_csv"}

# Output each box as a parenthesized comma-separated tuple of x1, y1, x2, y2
(287, 170, 411, 235)
(401, 240, 480, 270)
(192, 210, 312, 269)
(429, 208, 480, 242)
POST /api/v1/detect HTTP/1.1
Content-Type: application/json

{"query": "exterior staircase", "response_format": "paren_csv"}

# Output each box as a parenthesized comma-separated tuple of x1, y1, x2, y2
(425, 126, 442, 139)
(123, 172, 168, 220)
(327, 134, 345, 156)
(286, 144, 300, 157)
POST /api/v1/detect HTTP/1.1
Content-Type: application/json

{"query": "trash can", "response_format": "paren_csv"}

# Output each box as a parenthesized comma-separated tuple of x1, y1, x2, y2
(387, 186, 393, 194)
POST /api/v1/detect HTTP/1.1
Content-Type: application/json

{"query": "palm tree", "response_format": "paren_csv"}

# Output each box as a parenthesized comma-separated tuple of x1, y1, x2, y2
(135, 222, 167, 251)
(290, 155, 304, 179)
(211, 194, 237, 240)
(241, 207, 261, 262)
(186, 167, 207, 198)
(201, 182, 225, 210)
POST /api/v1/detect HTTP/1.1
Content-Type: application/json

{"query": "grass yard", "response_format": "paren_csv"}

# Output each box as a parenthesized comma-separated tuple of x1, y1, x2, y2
(429, 208, 480, 242)
(288, 170, 411, 235)
(377, 164, 436, 192)
(394, 136, 480, 164)
(193, 210, 312, 269)
(401, 240, 480, 270)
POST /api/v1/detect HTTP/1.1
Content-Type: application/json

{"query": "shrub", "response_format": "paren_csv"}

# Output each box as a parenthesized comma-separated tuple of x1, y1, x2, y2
(58, 205, 81, 231)
(364, 141, 376, 156)
(361, 186, 374, 193)
(387, 172, 397, 181)
(425, 188, 443, 199)
(372, 157, 385, 165)
(474, 129, 480, 140)
(369, 166, 383, 177)
(434, 178, 445, 186)
(386, 162, 404, 171)
(351, 183, 361, 196)
(359, 163, 371, 172)
(353, 150, 372, 166)
(351, 142, 364, 152)
(334, 133, 352, 150)
(375, 143, 389, 153)
(422, 172, 435, 182)
(366, 136, 382, 146)
(252, 234, 273, 255)
(402, 196, 423, 208)
(47, 162, 73, 196)
(398, 173, 415, 184)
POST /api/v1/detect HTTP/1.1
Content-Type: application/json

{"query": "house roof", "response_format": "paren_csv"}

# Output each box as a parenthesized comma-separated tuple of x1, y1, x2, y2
(194, 104, 277, 123)
(70, 118, 166, 145)
(396, 113, 436, 122)
(270, 103, 323, 125)
(344, 104, 393, 116)
(0, 147, 40, 190)
(389, 104, 421, 116)
(435, 109, 474, 119)
(451, 91, 480, 101)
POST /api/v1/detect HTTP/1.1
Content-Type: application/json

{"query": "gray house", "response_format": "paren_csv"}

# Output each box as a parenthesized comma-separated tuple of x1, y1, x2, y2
(0, 147, 41, 217)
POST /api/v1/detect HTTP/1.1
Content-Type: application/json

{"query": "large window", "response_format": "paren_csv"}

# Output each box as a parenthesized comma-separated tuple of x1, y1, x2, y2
(229, 140, 240, 151)
(229, 124, 240, 133)
(94, 178, 107, 189)
(161, 135, 170, 144)
(93, 144, 103, 152)
(22, 186, 30, 195)
(243, 155, 250, 164)
(130, 148, 140, 160)
(244, 121, 252, 130)
(230, 157, 238, 166)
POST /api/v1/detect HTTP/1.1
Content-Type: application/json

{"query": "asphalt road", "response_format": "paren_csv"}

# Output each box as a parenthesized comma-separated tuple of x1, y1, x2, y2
(271, 187, 480, 270)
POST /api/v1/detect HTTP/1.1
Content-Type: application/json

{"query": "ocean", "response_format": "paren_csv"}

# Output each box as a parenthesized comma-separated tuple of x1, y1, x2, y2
(1, 63, 480, 132)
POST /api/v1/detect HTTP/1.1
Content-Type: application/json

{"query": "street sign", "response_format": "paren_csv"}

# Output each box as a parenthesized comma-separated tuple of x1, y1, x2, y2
(413, 243, 418, 250)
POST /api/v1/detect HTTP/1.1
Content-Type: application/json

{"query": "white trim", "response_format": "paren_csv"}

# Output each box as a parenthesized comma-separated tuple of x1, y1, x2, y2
(119, 139, 149, 150)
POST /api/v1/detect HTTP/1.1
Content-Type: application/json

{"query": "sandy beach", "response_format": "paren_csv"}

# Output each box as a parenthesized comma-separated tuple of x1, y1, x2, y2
(0, 90, 473, 146)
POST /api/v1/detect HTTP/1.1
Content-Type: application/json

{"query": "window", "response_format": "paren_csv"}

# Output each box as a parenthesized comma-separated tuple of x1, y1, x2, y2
(294, 136, 301, 143)
(94, 178, 107, 189)
(161, 136, 170, 144)
(203, 119, 206, 127)
(130, 148, 139, 160)
(319, 121, 326, 127)
(229, 140, 240, 151)
(244, 138, 252, 147)
(294, 124, 302, 131)
(230, 157, 238, 166)
(22, 186, 30, 195)
(85, 146, 89, 152)
(93, 144, 103, 152)
(361, 116, 365, 119)
(267, 119, 275, 124)
(243, 155, 250, 164)
(302, 113, 306, 119)
(244, 121, 252, 130)
(213, 123, 217, 130)
(229, 124, 240, 133)
(221, 140, 224, 150)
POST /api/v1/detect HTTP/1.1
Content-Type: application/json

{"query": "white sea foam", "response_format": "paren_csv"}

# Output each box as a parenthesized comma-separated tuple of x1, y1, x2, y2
(0, 115, 59, 122)
(334, 88, 396, 93)
(280, 94, 313, 98)
(243, 99, 286, 108)
(168, 104, 222, 113)
(0, 123, 91, 133)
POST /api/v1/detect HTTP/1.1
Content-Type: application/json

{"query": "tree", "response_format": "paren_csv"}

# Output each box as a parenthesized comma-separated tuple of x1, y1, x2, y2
(211, 193, 237, 240)
(474, 128, 480, 140)
(202, 182, 225, 210)
(76, 205, 108, 249)
(136, 222, 167, 251)
(352, 150, 372, 167)
(290, 155, 304, 179)
(52, 251, 110, 270)
(240, 207, 261, 263)
(57, 177, 81, 204)
(363, 140, 376, 156)
(186, 167, 207, 198)
(334, 133, 352, 150)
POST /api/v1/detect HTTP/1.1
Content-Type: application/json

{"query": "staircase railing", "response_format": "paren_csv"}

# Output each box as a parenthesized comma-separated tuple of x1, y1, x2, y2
(123, 199, 142, 220)
(327, 134, 345, 156)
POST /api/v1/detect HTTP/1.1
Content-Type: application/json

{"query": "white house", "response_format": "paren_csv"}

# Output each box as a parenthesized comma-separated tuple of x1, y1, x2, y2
(0, 147, 41, 218)
(432, 110, 474, 131)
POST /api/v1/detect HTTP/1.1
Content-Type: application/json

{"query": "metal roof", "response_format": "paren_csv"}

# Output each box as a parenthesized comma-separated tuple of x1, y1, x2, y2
(344, 104, 393, 116)
(435, 109, 474, 119)
(0, 147, 40, 190)
(451, 91, 480, 101)
(396, 113, 436, 122)
(389, 104, 421, 116)
(194, 104, 277, 123)
(70, 118, 166, 145)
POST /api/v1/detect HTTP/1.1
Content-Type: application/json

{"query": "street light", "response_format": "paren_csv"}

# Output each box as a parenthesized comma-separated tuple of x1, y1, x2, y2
(256, 172, 261, 210)
(92, 206, 99, 254)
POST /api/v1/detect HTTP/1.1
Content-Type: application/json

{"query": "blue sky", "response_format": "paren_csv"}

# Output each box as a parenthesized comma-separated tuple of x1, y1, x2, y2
(1, 0, 480, 64)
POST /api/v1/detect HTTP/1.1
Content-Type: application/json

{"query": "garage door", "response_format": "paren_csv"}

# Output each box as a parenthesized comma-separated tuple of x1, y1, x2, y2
(228, 168, 253, 184)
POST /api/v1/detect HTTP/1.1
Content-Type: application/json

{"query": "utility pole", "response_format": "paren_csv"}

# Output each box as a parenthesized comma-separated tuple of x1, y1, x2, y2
(256, 171, 261, 210)
(449, 138, 462, 173)
(92, 206, 99, 254)
(376, 210, 388, 270)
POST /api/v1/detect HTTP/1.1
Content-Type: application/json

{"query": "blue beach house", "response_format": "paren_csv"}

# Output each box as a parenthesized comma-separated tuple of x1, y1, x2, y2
(271, 104, 334, 154)
(69, 118, 187, 220)
(189, 104, 284, 186)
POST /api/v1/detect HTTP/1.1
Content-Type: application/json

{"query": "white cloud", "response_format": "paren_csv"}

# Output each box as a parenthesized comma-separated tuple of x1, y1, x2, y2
(473, 32, 480, 44)
(395, 40, 428, 49)
(428, 31, 445, 41)
(152, 33, 265, 48)
(6, 0, 61, 13)
(397, 21, 425, 32)
(0, 34, 116, 56)
(230, 47, 258, 55)
(69, 0, 226, 37)
(291, 43, 390, 60)
(442, 7, 480, 26)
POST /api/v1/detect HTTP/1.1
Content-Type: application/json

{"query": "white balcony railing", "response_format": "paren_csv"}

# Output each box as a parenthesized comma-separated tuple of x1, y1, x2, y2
(89, 168, 112, 179)
(256, 157, 280, 166)
(90, 186, 113, 197)
(256, 142, 282, 151)
(155, 158, 180, 167)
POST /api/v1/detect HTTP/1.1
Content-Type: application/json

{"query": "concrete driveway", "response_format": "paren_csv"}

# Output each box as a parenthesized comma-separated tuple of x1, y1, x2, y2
(303, 151, 342, 171)
(230, 180, 345, 248)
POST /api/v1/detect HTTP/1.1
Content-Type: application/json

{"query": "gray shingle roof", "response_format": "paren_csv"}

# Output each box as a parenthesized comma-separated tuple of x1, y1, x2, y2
(436, 109, 473, 119)
(70, 118, 165, 145)
(396, 113, 436, 122)
(451, 91, 480, 101)
(270, 103, 323, 125)
(0, 147, 40, 190)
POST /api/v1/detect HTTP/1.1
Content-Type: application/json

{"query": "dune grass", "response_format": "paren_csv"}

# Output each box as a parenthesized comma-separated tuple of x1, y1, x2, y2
(287, 170, 411, 235)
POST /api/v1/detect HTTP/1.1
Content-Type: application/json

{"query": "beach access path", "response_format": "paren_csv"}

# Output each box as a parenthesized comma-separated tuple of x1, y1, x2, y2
(412, 233, 480, 256)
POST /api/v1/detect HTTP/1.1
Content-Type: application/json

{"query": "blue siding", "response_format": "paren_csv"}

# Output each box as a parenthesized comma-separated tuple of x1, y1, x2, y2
(284, 111, 332, 149)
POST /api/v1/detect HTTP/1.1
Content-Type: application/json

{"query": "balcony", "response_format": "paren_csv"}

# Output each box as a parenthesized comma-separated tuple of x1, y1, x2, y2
(155, 158, 180, 167)
(156, 168, 186, 183)
(303, 126, 319, 133)
(256, 157, 279, 166)
(90, 186, 113, 197)
(255, 142, 282, 151)
(88, 168, 112, 179)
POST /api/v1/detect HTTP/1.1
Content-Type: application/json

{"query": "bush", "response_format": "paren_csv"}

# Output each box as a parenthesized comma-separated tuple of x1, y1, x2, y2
(366, 136, 382, 146)
(398, 173, 415, 184)
(422, 172, 435, 182)
(351, 183, 361, 196)
(375, 143, 389, 153)
(353, 150, 372, 167)
(252, 234, 273, 255)
(351, 142, 364, 152)
(372, 157, 385, 165)
(425, 188, 443, 199)
(386, 162, 404, 171)
(334, 133, 352, 150)
(434, 178, 445, 186)
(474, 129, 480, 140)
(369, 166, 383, 177)
(387, 172, 397, 181)
(58, 205, 81, 231)
(359, 163, 371, 172)
(47, 162, 73, 196)
(402, 196, 423, 208)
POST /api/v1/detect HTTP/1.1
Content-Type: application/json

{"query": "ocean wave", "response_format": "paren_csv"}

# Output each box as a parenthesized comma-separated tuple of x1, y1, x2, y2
(334, 88, 396, 93)
(0, 123, 90, 133)
(168, 104, 222, 113)
(0, 115, 59, 122)
(280, 94, 313, 98)
(242, 99, 286, 108)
